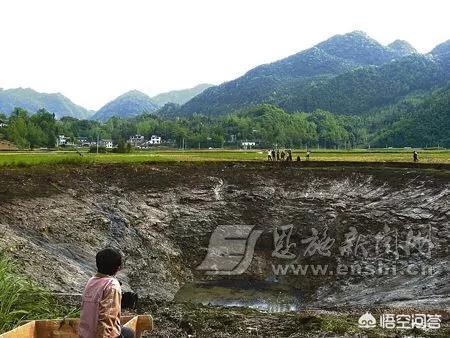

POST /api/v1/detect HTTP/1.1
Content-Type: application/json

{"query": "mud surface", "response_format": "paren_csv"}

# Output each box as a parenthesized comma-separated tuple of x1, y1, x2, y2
(0, 162, 449, 336)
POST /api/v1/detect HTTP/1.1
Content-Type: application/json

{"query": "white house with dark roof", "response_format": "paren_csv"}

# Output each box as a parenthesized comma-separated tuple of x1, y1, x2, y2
(99, 139, 113, 149)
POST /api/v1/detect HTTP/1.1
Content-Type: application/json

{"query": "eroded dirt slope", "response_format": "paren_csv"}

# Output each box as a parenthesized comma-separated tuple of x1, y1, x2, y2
(0, 162, 448, 310)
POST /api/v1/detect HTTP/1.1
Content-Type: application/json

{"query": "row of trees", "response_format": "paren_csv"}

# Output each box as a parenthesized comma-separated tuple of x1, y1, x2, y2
(0, 109, 58, 148)
(0, 105, 368, 149)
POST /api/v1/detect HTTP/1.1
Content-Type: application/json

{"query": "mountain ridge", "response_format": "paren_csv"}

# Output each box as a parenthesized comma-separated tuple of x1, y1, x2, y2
(0, 87, 92, 119)
(152, 83, 214, 106)
(91, 90, 159, 121)
(177, 31, 448, 116)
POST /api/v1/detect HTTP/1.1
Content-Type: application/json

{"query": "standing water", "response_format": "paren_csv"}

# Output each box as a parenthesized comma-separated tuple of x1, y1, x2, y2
(174, 280, 302, 313)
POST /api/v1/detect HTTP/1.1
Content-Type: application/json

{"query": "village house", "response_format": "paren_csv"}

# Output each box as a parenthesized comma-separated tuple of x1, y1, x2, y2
(241, 141, 256, 149)
(56, 135, 68, 147)
(148, 135, 162, 144)
(77, 137, 91, 147)
(128, 134, 145, 147)
(139, 135, 162, 148)
(99, 139, 113, 149)
(56, 135, 75, 147)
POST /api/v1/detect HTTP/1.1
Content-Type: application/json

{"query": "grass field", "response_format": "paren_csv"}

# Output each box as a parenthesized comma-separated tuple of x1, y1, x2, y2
(0, 149, 448, 167)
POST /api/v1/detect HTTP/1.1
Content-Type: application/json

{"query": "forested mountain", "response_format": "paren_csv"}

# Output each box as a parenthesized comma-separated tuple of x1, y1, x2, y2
(368, 84, 450, 147)
(152, 83, 213, 106)
(91, 90, 159, 121)
(177, 31, 449, 117)
(0, 88, 92, 119)
(280, 54, 448, 113)
(314, 31, 399, 65)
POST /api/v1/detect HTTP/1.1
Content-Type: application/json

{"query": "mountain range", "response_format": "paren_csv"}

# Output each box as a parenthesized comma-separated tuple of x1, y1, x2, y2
(0, 84, 214, 121)
(90, 84, 214, 121)
(176, 31, 450, 116)
(1, 31, 449, 122)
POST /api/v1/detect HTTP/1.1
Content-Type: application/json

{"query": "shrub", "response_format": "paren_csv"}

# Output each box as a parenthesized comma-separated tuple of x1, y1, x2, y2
(0, 253, 78, 333)
(89, 145, 108, 153)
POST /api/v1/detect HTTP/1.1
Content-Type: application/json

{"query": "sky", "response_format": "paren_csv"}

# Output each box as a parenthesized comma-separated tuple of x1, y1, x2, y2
(0, 0, 449, 110)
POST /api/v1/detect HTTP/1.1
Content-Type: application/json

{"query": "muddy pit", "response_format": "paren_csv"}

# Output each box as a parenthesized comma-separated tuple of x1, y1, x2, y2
(0, 162, 449, 336)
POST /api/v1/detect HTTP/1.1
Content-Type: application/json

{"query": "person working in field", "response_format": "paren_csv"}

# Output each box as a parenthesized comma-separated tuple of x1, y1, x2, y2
(79, 248, 134, 338)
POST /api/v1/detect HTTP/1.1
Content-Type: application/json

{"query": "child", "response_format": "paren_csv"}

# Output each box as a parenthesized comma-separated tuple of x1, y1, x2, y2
(79, 248, 134, 338)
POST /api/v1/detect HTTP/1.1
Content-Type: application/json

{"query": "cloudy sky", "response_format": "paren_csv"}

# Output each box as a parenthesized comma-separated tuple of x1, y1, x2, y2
(0, 0, 449, 110)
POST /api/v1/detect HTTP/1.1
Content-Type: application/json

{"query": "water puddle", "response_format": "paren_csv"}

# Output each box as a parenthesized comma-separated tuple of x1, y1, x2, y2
(174, 279, 301, 313)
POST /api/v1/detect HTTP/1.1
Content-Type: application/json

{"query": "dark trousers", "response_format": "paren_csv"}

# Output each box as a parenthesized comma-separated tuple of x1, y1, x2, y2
(119, 326, 135, 338)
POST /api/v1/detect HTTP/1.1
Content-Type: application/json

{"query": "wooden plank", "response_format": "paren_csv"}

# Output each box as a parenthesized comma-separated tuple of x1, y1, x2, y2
(0, 321, 36, 338)
(123, 316, 139, 331)
(34, 319, 79, 338)
(122, 315, 153, 338)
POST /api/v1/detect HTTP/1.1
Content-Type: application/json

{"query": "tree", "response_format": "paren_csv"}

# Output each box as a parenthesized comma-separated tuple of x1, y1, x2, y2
(7, 108, 31, 149)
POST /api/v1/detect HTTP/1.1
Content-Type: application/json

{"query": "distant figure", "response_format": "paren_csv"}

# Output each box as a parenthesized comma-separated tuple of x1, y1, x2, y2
(271, 149, 276, 161)
(287, 149, 292, 161)
(281, 150, 285, 161)
(306, 151, 311, 160)
(79, 248, 135, 338)
(413, 151, 419, 162)
(276, 149, 280, 161)
(296, 155, 301, 161)
(267, 149, 272, 161)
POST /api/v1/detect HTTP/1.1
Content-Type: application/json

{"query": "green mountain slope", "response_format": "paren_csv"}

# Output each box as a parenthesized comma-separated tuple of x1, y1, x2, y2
(369, 84, 450, 147)
(178, 31, 413, 116)
(280, 54, 448, 114)
(0, 88, 92, 119)
(91, 90, 159, 121)
(152, 83, 213, 106)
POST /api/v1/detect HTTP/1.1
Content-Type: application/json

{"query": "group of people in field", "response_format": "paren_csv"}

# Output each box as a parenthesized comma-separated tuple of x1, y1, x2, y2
(267, 148, 311, 162)
(267, 149, 420, 162)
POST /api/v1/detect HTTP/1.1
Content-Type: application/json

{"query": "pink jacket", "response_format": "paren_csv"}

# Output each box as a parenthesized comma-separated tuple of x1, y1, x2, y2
(79, 273, 122, 338)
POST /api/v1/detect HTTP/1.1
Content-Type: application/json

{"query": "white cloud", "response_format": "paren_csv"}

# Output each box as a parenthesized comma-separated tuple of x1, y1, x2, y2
(0, 0, 448, 110)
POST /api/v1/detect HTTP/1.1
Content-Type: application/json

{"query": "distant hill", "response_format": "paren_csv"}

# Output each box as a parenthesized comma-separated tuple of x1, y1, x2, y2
(152, 83, 213, 106)
(388, 40, 417, 57)
(0, 88, 92, 119)
(91, 90, 159, 121)
(176, 31, 449, 117)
